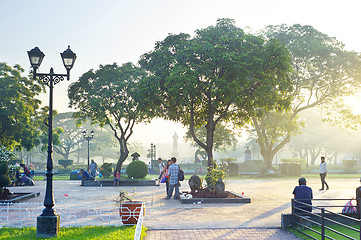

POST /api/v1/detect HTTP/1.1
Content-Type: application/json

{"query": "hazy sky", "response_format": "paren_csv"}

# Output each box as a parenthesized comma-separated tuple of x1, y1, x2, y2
(1, 0, 361, 145)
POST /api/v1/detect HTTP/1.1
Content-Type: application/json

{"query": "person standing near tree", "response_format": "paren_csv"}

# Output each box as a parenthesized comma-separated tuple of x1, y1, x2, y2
(319, 156, 329, 190)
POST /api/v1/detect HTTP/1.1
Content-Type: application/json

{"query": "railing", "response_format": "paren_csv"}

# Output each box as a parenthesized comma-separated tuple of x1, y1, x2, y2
(291, 198, 361, 240)
(0, 201, 138, 227)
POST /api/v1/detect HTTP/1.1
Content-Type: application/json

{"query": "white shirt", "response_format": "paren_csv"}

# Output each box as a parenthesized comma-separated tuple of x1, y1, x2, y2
(320, 161, 327, 174)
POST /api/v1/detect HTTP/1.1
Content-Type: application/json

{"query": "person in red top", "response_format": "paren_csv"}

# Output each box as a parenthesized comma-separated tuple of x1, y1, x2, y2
(163, 159, 172, 195)
(20, 164, 31, 177)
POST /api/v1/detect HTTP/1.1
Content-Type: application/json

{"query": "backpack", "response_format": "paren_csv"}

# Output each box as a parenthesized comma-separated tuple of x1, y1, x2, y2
(178, 167, 185, 181)
(342, 200, 357, 213)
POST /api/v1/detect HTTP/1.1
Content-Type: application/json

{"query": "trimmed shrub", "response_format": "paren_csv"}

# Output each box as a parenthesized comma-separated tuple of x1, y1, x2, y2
(279, 163, 302, 176)
(228, 163, 239, 176)
(58, 159, 73, 168)
(205, 167, 225, 190)
(126, 160, 148, 179)
(0, 162, 11, 195)
(100, 163, 113, 178)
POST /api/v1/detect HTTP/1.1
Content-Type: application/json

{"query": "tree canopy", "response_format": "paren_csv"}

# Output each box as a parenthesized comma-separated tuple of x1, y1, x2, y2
(0, 63, 44, 151)
(139, 18, 292, 166)
(251, 24, 361, 169)
(68, 62, 149, 171)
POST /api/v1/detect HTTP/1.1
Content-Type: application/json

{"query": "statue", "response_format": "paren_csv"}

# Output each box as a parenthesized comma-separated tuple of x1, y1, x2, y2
(244, 147, 252, 161)
(172, 132, 179, 158)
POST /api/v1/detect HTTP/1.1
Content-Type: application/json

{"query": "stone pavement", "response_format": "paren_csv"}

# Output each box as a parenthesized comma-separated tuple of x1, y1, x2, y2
(144, 228, 300, 240)
(7, 177, 360, 239)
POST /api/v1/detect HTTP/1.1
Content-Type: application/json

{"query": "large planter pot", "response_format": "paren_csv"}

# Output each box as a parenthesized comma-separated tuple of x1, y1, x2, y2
(119, 201, 144, 225)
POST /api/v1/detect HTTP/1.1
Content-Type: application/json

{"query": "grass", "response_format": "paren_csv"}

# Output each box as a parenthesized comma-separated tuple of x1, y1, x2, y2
(289, 225, 360, 240)
(0, 226, 147, 240)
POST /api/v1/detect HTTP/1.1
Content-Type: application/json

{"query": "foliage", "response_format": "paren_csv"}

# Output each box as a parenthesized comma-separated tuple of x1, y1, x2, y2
(126, 160, 148, 179)
(342, 160, 357, 168)
(0, 162, 11, 195)
(204, 167, 225, 190)
(184, 124, 238, 152)
(0, 226, 147, 240)
(115, 190, 135, 204)
(0, 63, 45, 151)
(58, 159, 74, 168)
(252, 24, 361, 169)
(0, 146, 14, 163)
(139, 18, 292, 167)
(100, 162, 113, 178)
(68, 63, 150, 172)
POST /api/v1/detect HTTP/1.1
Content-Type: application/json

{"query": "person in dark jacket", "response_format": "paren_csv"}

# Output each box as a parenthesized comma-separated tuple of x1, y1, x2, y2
(293, 177, 313, 213)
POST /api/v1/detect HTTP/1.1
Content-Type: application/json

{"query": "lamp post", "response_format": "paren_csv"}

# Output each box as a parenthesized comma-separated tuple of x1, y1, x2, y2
(82, 130, 94, 171)
(28, 46, 76, 238)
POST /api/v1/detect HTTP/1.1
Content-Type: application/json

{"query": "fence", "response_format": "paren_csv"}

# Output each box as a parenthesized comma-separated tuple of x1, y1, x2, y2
(0, 201, 146, 239)
(291, 198, 361, 240)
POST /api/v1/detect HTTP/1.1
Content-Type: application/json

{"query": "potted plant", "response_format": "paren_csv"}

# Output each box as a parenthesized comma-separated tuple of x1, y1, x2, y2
(115, 190, 144, 225)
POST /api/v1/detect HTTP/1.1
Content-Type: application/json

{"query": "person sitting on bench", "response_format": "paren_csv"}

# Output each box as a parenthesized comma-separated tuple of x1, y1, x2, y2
(293, 177, 313, 213)
(78, 169, 94, 186)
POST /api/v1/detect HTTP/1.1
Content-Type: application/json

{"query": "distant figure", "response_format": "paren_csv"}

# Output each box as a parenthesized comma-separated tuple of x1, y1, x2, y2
(244, 147, 252, 161)
(113, 170, 120, 186)
(89, 159, 98, 178)
(293, 177, 313, 213)
(319, 157, 329, 190)
(167, 157, 180, 199)
(78, 169, 93, 186)
(148, 161, 152, 173)
(157, 158, 165, 181)
(20, 164, 31, 177)
(356, 177, 361, 212)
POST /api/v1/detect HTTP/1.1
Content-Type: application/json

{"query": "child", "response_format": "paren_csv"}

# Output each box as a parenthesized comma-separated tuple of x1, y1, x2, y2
(113, 170, 120, 186)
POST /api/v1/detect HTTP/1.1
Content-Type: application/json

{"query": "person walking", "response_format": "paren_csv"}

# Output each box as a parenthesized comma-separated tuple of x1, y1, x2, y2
(319, 156, 329, 190)
(89, 159, 98, 178)
(166, 157, 180, 199)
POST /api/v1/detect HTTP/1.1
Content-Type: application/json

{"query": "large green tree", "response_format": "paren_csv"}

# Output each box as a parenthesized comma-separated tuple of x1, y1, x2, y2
(139, 19, 292, 166)
(184, 124, 238, 153)
(0, 63, 44, 150)
(251, 24, 361, 169)
(68, 62, 149, 171)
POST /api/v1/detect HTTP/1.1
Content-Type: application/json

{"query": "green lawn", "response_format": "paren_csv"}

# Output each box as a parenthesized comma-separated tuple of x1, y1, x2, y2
(289, 225, 360, 240)
(0, 226, 147, 240)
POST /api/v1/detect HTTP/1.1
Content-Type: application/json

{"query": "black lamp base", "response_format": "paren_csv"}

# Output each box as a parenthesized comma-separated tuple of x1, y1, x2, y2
(37, 215, 60, 238)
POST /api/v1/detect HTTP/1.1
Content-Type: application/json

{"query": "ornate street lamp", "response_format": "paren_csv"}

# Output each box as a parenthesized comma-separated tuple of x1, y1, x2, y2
(28, 46, 76, 238)
(82, 130, 94, 171)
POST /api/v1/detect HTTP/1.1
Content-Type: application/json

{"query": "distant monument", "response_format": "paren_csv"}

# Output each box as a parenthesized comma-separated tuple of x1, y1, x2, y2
(244, 147, 252, 161)
(172, 132, 179, 158)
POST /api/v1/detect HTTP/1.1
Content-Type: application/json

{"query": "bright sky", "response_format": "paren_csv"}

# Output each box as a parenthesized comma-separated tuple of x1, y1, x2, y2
(1, 0, 361, 145)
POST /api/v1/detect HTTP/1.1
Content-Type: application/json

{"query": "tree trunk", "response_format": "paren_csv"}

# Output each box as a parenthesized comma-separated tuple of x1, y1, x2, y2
(115, 137, 129, 172)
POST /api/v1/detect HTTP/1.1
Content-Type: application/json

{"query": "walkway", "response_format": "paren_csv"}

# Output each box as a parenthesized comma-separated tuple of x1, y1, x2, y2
(6, 177, 359, 239)
(145, 228, 300, 240)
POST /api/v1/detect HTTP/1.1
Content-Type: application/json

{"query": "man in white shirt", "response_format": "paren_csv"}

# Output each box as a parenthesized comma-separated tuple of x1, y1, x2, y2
(319, 156, 329, 190)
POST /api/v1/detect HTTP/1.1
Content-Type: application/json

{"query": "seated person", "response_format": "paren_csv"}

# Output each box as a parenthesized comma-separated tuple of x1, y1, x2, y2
(77, 169, 94, 186)
(293, 177, 313, 213)
(356, 177, 361, 212)
(20, 164, 31, 177)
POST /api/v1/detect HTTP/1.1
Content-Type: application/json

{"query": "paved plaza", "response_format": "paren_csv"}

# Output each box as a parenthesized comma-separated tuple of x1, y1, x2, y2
(5, 177, 361, 239)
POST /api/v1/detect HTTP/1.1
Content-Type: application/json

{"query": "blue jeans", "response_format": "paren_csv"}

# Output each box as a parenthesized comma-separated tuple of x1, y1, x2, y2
(167, 183, 180, 199)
